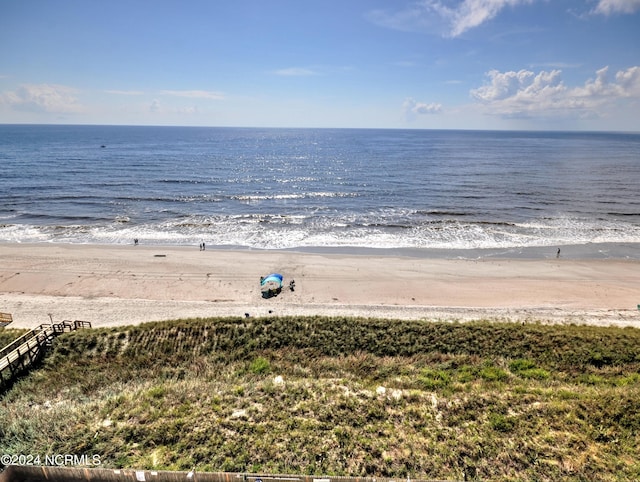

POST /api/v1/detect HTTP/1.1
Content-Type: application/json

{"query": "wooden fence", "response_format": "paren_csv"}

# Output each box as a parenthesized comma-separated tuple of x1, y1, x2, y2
(0, 467, 453, 482)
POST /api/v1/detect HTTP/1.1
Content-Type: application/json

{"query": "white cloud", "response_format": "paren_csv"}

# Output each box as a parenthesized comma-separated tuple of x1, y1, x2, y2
(273, 67, 318, 76)
(571, 67, 621, 97)
(403, 97, 443, 120)
(0, 84, 84, 114)
(106, 90, 145, 96)
(372, 0, 639, 37)
(449, 0, 534, 37)
(530, 62, 582, 69)
(369, 0, 534, 37)
(159, 90, 225, 100)
(368, 3, 446, 34)
(593, 0, 640, 15)
(180, 106, 199, 115)
(471, 69, 565, 102)
(614, 66, 640, 95)
(146, 99, 202, 117)
(470, 65, 640, 119)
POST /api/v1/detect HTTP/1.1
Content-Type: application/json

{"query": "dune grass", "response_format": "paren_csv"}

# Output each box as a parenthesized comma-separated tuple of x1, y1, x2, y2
(0, 329, 27, 349)
(1, 317, 639, 481)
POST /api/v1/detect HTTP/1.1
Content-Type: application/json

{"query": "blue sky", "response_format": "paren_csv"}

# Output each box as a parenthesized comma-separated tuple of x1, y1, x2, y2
(1, 0, 639, 130)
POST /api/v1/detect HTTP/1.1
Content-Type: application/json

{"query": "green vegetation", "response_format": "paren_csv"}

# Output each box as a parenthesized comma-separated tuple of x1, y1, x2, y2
(0, 329, 28, 349)
(1, 317, 639, 481)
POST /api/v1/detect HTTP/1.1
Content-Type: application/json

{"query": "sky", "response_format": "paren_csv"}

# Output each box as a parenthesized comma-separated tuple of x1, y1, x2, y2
(1, 0, 639, 131)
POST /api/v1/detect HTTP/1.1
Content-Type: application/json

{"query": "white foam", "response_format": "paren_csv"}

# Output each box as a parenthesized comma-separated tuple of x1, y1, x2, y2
(1, 214, 639, 253)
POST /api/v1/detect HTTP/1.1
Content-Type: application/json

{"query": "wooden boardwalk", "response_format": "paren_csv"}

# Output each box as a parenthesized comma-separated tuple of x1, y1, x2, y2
(0, 320, 91, 391)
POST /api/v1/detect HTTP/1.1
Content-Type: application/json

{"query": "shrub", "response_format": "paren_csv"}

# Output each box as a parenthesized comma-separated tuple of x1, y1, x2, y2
(509, 358, 536, 372)
(489, 413, 516, 432)
(479, 365, 508, 382)
(518, 368, 550, 380)
(418, 368, 451, 390)
(147, 386, 166, 399)
(250, 356, 271, 375)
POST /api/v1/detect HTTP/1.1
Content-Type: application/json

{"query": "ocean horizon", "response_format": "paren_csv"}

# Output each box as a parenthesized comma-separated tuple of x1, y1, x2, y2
(1, 124, 639, 259)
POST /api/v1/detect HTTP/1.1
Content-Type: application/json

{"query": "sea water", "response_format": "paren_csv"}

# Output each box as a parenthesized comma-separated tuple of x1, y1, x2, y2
(1, 125, 639, 258)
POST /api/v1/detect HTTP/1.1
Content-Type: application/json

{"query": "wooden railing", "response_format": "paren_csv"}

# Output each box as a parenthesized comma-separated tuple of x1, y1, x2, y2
(0, 312, 12, 328)
(0, 467, 449, 482)
(0, 320, 91, 391)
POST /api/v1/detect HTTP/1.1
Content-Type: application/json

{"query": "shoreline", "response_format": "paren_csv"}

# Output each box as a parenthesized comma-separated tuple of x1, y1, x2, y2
(285, 242, 640, 260)
(2, 240, 640, 260)
(1, 242, 639, 329)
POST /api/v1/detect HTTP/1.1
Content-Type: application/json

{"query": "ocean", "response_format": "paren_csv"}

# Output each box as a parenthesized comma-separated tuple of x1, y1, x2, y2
(1, 124, 639, 258)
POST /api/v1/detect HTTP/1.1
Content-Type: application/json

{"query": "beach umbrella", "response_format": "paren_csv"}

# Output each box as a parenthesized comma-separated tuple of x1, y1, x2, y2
(260, 273, 284, 297)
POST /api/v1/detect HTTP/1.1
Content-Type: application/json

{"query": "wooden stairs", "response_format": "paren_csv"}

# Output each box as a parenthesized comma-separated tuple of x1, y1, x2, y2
(0, 320, 91, 391)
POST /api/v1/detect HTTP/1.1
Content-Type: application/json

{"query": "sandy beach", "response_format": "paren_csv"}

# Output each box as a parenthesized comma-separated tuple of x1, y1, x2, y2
(1, 243, 639, 329)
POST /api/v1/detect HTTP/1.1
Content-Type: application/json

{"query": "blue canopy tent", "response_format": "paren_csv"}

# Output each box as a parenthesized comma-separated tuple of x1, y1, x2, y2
(260, 273, 284, 298)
